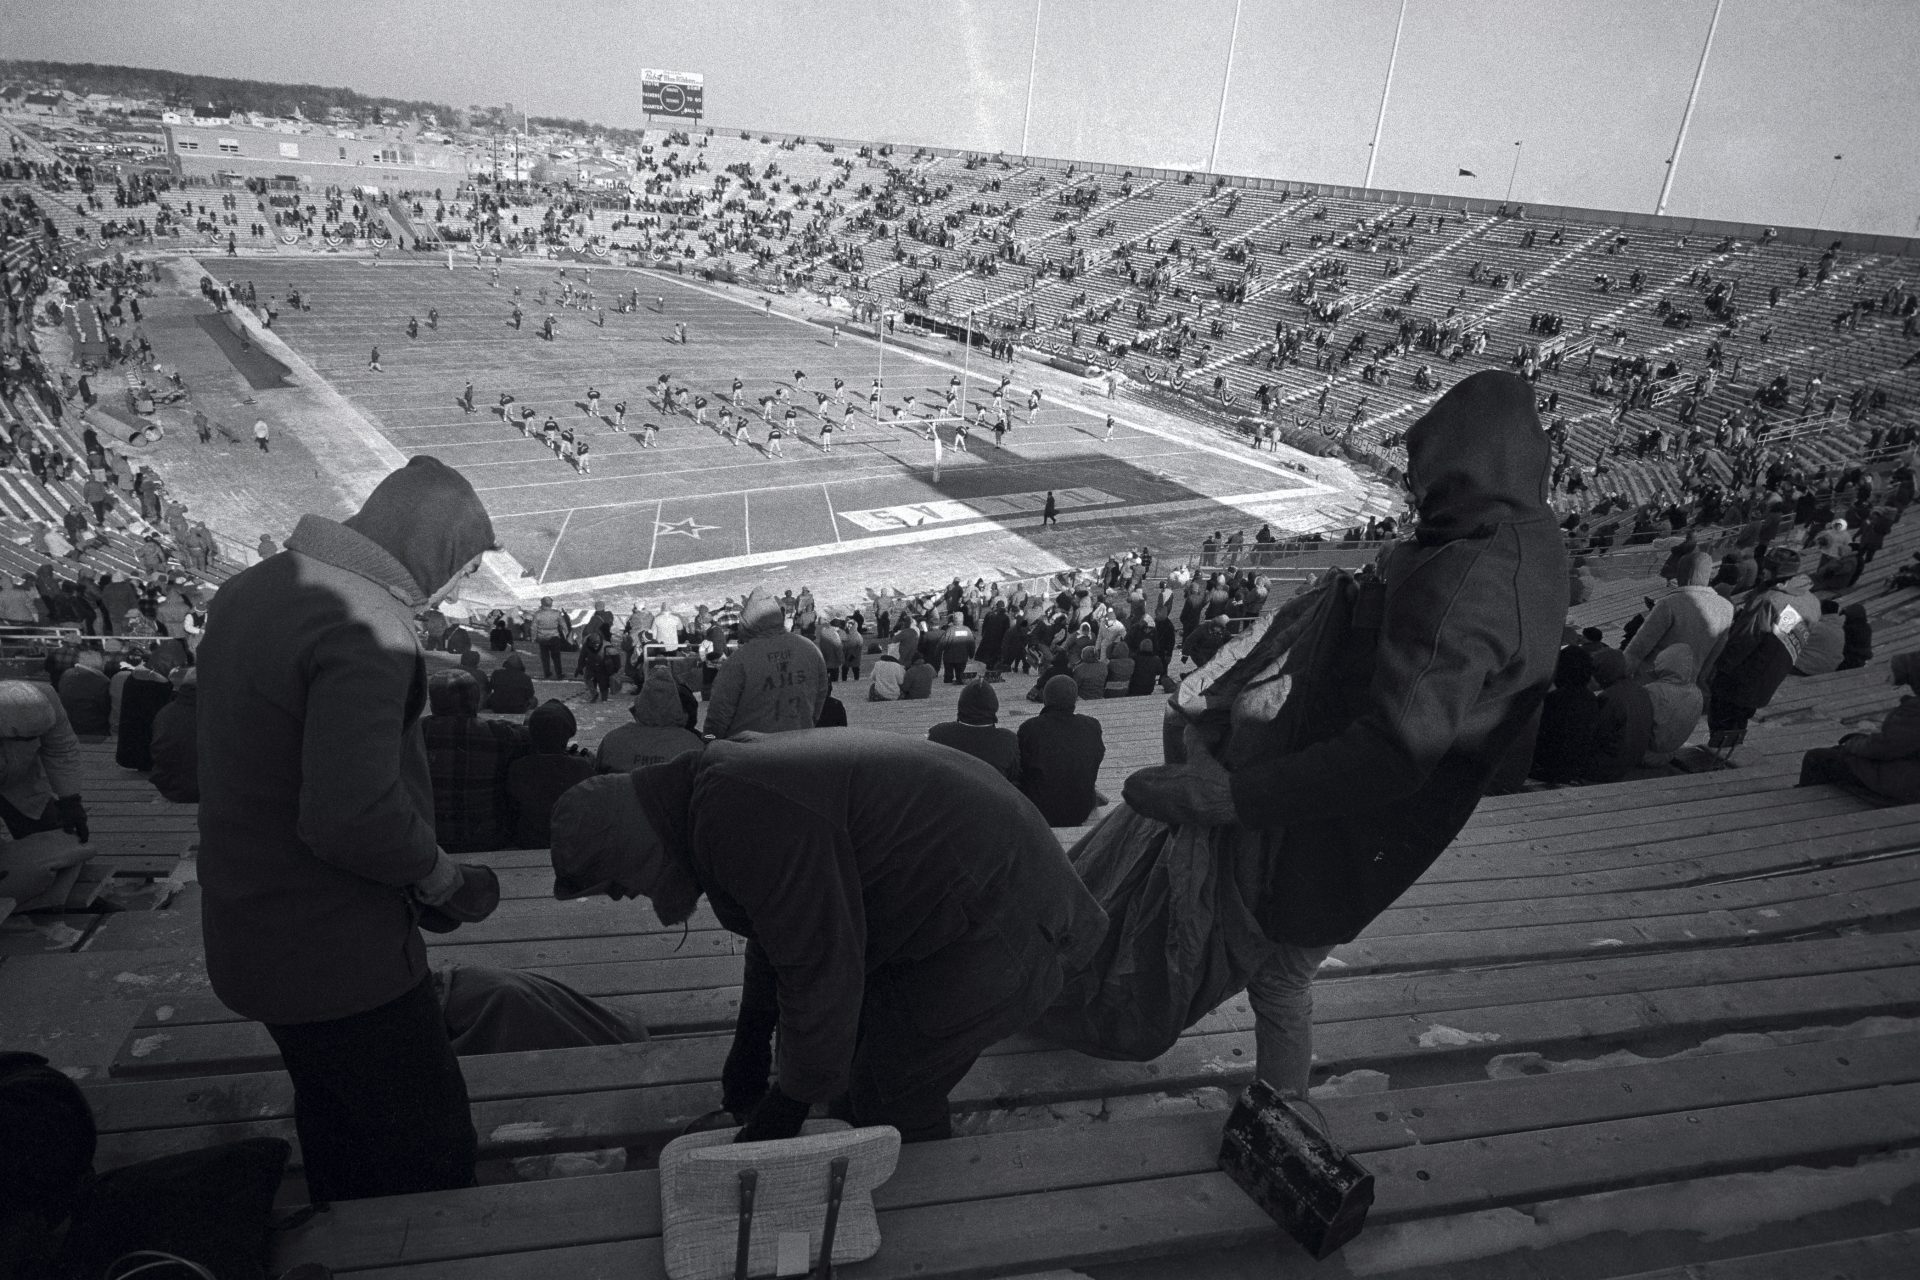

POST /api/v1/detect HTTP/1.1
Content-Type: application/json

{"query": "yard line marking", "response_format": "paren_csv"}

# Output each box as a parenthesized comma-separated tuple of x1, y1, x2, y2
(646, 500, 663, 571)
(537, 508, 573, 583)
(822, 484, 842, 543)
(742, 492, 751, 556)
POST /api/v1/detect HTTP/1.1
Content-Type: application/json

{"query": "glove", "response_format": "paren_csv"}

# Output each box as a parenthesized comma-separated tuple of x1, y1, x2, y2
(720, 1035, 774, 1118)
(1123, 753, 1239, 828)
(733, 1086, 810, 1144)
(412, 859, 501, 934)
(54, 795, 89, 845)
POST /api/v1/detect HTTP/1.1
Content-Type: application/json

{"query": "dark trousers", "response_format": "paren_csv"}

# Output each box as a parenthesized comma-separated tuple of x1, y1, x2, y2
(942, 658, 968, 684)
(538, 636, 565, 680)
(263, 975, 476, 1203)
(725, 940, 992, 1144)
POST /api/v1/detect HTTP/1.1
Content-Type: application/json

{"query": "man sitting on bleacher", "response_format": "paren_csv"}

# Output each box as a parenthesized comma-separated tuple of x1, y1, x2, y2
(550, 729, 1106, 1143)
(1797, 650, 1920, 803)
(196, 458, 504, 1204)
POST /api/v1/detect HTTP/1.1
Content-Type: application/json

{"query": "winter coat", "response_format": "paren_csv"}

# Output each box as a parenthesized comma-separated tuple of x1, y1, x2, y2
(196, 458, 497, 1025)
(1531, 681, 1601, 784)
(1793, 615, 1846, 676)
(57, 665, 112, 737)
(1642, 647, 1703, 765)
(1588, 677, 1655, 783)
(978, 609, 1010, 667)
(423, 713, 526, 852)
(1016, 705, 1106, 825)
(900, 659, 935, 700)
(927, 720, 1021, 782)
(597, 676, 704, 771)
(1710, 577, 1821, 713)
(1825, 697, 1920, 802)
(487, 652, 536, 712)
(148, 679, 200, 802)
(867, 653, 905, 702)
(1623, 554, 1733, 689)
(1229, 371, 1567, 947)
(114, 669, 173, 772)
(631, 730, 1107, 1104)
(704, 588, 827, 738)
(0, 681, 82, 822)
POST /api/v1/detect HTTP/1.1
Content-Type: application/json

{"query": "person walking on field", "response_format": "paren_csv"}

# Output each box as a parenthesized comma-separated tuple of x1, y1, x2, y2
(531, 596, 570, 680)
(369, 346, 382, 372)
(253, 420, 270, 453)
(1042, 491, 1058, 527)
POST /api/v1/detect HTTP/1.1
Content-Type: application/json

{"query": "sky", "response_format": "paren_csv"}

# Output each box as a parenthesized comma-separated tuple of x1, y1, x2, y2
(5, 0, 1916, 237)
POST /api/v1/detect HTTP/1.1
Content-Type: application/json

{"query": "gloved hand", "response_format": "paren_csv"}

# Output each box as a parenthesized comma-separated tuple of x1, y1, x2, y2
(54, 795, 89, 845)
(1123, 750, 1239, 828)
(733, 1086, 809, 1144)
(412, 856, 501, 934)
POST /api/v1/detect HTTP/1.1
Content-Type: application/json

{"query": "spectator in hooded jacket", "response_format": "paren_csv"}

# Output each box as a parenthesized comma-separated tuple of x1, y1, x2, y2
(196, 456, 503, 1203)
(487, 651, 536, 713)
(939, 613, 977, 684)
(1707, 547, 1820, 752)
(1017, 675, 1105, 825)
(1102, 640, 1136, 698)
(148, 668, 200, 802)
(598, 671, 705, 771)
(423, 668, 526, 853)
(506, 701, 595, 848)
(1070, 644, 1108, 701)
(704, 587, 827, 738)
(928, 678, 1020, 781)
(1127, 637, 1166, 696)
(1211, 372, 1564, 1097)
(0, 680, 90, 841)
(867, 649, 905, 702)
(1586, 647, 1654, 782)
(114, 653, 175, 772)
(1624, 549, 1733, 691)
(1641, 645, 1703, 768)
(1798, 650, 1920, 801)
(56, 649, 112, 739)
(899, 652, 935, 700)
(1530, 647, 1601, 784)
(1793, 599, 1847, 676)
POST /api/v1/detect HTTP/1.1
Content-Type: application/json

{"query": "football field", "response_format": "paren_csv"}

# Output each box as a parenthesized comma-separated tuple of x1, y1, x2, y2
(260, 258, 1335, 596)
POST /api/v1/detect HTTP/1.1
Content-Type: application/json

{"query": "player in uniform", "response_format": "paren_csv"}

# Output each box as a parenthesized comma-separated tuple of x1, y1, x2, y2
(560, 427, 577, 466)
(952, 418, 969, 454)
(520, 405, 537, 436)
(1103, 413, 1116, 441)
(1027, 388, 1042, 421)
(766, 420, 785, 458)
(575, 437, 591, 474)
(543, 417, 562, 454)
(867, 384, 882, 418)
(641, 420, 659, 448)
(511, 303, 523, 330)
(427, 307, 440, 330)
(693, 394, 710, 426)
(586, 386, 602, 419)
(819, 414, 835, 454)
(461, 382, 476, 416)
(832, 376, 847, 406)
(719, 406, 737, 444)
(731, 377, 746, 407)
(794, 369, 808, 394)
(614, 400, 628, 427)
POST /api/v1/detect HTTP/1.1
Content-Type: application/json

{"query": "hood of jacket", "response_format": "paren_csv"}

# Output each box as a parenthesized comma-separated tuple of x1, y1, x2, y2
(632, 674, 685, 727)
(1404, 370, 1553, 545)
(501, 651, 526, 672)
(340, 457, 495, 601)
(737, 586, 787, 640)
(1678, 550, 1715, 587)
(0, 680, 58, 740)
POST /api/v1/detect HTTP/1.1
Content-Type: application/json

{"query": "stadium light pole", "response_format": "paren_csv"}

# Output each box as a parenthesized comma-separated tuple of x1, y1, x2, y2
(1206, 0, 1244, 175)
(1020, 0, 1042, 157)
(1655, 0, 1724, 216)
(1815, 154, 1845, 231)
(1363, 0, 1409, 190)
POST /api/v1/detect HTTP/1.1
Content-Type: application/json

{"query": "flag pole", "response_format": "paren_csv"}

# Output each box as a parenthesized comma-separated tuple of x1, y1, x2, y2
(1020, 0, 1042, 157)
(1363, 0, 1408, 189)
(1504, 141, 1523, 204)
(1655, 0, 1725, 215)
(1206, 0, 1244, 175)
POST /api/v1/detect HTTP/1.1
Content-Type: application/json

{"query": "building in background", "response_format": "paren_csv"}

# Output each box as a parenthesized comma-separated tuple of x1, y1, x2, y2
(162, 120, 477, 191)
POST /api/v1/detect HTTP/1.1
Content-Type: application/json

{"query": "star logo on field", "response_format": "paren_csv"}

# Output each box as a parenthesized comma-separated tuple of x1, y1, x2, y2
(656, 517, 718, 539)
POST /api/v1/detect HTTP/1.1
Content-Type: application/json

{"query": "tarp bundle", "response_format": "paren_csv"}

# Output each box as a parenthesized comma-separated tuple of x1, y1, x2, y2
(1036, 575, 1349, 1061)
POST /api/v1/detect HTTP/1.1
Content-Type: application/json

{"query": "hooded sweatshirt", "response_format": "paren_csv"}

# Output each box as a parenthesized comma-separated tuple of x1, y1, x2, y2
(1229, 370, 1567, 946)
(148, 674, 200, 802)
(867, 652, 904, 701)
(487, 651, 537, 713)
(704, 587, 827, 739)
(0, 680, 82, 821)
(597, 676, 704, 771)
(197, 456, 498, 1025)
(1623, 550, 1734, 688)
(1642, 646, 1704, 764)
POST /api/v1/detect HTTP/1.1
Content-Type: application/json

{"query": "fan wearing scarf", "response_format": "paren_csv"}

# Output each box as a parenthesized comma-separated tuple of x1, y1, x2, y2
(1203, 370, 1568, 1098)
(548, 728, 1107, 1143)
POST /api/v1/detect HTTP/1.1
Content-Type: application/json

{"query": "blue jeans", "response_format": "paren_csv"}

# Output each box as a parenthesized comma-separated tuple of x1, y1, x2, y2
(1245, 941, 1336, 1097)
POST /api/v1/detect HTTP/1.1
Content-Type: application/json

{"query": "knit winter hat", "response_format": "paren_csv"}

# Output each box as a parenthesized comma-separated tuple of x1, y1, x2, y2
(527, 699, 577, 752)
(1590, 646, 1629, 688)
(342, 456, 496, 599)
(1043, 674, 1079, 710)
(1764, 546, 1803, 579)
(957, 678, 998, 725)
(631, 673, 685, 728)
